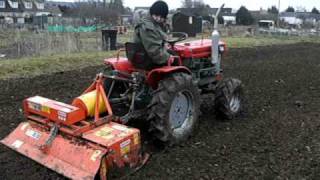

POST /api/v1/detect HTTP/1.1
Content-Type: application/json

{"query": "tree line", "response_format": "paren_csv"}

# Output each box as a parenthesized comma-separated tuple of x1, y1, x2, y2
(59, 0, 320, 26)
(59, 0, 130, 24)
(181, 0, 320, 25)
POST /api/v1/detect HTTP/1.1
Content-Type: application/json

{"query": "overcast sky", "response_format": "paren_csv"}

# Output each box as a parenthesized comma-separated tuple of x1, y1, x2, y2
(123, 0, 320, 11)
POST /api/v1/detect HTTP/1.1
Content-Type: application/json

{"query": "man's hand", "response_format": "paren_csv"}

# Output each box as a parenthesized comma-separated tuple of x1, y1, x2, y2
(168, 56, 181, 66)
(167, 49, 178, 56)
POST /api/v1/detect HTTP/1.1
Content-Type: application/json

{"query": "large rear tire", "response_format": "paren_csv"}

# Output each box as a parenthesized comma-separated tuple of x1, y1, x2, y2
(214, 78, 243, 119)
(148, 73, 200, 144)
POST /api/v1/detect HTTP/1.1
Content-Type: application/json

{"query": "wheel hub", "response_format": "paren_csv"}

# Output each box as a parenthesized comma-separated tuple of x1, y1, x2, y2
(230, 95, 240, 113)
(169, 91, 193, 129)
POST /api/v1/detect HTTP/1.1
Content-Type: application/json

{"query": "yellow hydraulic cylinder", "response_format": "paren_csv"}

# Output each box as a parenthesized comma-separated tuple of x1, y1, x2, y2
(72, 90, 106, 117)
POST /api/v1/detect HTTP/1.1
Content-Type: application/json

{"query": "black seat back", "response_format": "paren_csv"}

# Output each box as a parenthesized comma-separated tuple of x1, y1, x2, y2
(125, 42, 154, 70)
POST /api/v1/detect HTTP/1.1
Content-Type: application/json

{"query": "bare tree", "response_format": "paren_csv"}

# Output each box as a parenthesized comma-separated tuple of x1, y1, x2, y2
(312, 7, 320, 14)
(60, 1, 123, 24)
(181, 0, 210, 17)
(193, 0, 205, 8)
(181, 0, 193, 8)
(268, 6, 279, 14)
(285, 6, 295, 12)
(109, 0, 124, 13)
(296, 6, 307, 12)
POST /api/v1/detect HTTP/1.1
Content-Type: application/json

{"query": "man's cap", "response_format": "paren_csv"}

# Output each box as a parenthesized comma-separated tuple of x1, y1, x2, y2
(150, 1, 169, 18)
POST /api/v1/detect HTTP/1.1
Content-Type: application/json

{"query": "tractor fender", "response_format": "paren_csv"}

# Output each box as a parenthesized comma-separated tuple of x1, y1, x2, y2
(147, 66, 191, 89)
(104, 57, 135, 73)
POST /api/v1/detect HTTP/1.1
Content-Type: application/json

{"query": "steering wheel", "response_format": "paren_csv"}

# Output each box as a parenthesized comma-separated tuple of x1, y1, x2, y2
(166, 32, 188, 47)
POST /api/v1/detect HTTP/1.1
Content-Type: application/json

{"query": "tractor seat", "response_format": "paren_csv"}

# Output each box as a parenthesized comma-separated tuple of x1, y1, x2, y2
(125, 42, 154, 70)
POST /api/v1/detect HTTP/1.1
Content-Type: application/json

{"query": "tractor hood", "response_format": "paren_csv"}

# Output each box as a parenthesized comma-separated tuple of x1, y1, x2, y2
(174, 39, 226, 59)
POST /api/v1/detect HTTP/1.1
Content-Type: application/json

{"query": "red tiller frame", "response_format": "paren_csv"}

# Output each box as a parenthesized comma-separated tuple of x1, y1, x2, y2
(81, 73, 114, 121)
(24, 73, 117, 137)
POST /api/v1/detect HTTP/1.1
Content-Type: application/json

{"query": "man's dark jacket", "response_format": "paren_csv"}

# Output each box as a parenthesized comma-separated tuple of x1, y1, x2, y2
(133, 16, 170, 65)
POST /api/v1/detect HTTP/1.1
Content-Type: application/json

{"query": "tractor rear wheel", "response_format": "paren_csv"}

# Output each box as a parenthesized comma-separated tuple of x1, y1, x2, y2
(148, 73, 200, 144)
(214, 78, 243, 119)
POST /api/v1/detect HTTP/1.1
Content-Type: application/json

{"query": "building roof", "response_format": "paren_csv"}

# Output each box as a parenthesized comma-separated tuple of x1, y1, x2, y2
(21, 0, 39, 12)
(280, 12, 320, 20)
(177, 7, 234, 17)
(134, 7, 149, 11)
(280, 12, 295, 18)
(45, 1, 75, 8)
(208, 8, 232, 15)
(250, 10, 277, 22)
(45, 5, 61, 15)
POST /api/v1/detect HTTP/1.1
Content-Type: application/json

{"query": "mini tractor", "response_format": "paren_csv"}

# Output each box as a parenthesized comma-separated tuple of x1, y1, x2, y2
(1, 5, 243, 180)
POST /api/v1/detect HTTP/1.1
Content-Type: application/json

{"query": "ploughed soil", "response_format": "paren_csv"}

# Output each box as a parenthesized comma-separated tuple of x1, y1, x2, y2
(1, 43, 320, 179)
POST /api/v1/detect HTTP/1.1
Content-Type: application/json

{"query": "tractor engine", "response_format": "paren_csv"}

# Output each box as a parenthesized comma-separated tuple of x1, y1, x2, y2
(174, 39, 227, 89)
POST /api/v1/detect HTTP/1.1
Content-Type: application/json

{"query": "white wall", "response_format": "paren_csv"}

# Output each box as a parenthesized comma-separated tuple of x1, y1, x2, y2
(280, 17, 303, 25)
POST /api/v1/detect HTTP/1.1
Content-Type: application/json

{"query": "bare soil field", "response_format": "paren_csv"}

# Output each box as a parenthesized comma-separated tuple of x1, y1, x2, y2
(1, 43, 320, 179)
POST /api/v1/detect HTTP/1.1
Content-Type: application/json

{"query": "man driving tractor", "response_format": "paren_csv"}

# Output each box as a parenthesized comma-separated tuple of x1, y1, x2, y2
(133, 1, 171, 68)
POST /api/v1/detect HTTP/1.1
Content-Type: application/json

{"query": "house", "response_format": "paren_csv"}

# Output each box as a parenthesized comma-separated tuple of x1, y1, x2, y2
(45, 5, 62, 17)
(0, 0, 22, 24)
(223, 15, 236, 25)
(280, 12, 303, 27)
(177, 7, 233, 17)
(209, 7, 233, 16)
(45, 1, 75, 8)
(177, 7, 236, 25)
(45, 1, 74, 17)
(295, 12, 320, 26)
(250, 8, 278, 23)
(209, 8, 236, 25)
(133, 7, 149, 12)
(258, 20, 275, 29)
(0, 0, 48, 25)
(279, 11, 320, 28)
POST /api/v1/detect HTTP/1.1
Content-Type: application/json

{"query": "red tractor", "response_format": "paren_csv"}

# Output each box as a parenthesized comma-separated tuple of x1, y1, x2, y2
(102, 32, 242, 145)
(1, 5, 242, 179)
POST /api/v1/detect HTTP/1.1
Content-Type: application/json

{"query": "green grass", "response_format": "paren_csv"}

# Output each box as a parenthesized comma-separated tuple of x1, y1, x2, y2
(0, 51, 115, 79)
(1, 35, 320, 79)
(223, 36, 320, 48)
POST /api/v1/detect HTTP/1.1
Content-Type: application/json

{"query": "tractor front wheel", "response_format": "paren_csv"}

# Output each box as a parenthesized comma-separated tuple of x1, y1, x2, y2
(214, 78, 243, 119)
(148, 73, 200, 145)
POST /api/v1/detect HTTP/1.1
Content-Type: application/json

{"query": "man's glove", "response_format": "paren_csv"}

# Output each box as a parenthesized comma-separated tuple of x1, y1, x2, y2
(168, 55, 181, 66)
(167, 49, 179, 56)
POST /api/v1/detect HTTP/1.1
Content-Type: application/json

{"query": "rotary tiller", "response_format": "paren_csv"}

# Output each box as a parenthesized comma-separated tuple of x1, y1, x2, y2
(1, 74, 149, 179)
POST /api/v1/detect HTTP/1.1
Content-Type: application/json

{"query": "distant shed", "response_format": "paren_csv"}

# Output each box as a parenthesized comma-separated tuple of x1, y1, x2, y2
(172, 12, 202, 37)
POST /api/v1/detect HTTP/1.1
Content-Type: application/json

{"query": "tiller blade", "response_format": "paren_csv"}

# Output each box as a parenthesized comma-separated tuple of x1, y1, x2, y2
(1, 122, 107, 179)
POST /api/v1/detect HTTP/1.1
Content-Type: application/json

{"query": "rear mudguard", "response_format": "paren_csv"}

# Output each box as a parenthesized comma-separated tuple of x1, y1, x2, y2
(147, 66, 191, 89)
(104, 57, 135, 73)
(104, 57, 192, 89)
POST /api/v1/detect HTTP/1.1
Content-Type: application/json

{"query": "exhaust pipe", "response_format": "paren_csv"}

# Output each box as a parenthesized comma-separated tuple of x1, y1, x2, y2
(211, 4, 225, 73)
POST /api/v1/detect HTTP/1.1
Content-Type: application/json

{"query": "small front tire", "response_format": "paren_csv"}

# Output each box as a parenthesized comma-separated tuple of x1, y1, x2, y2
(214, 78, 243, 120)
